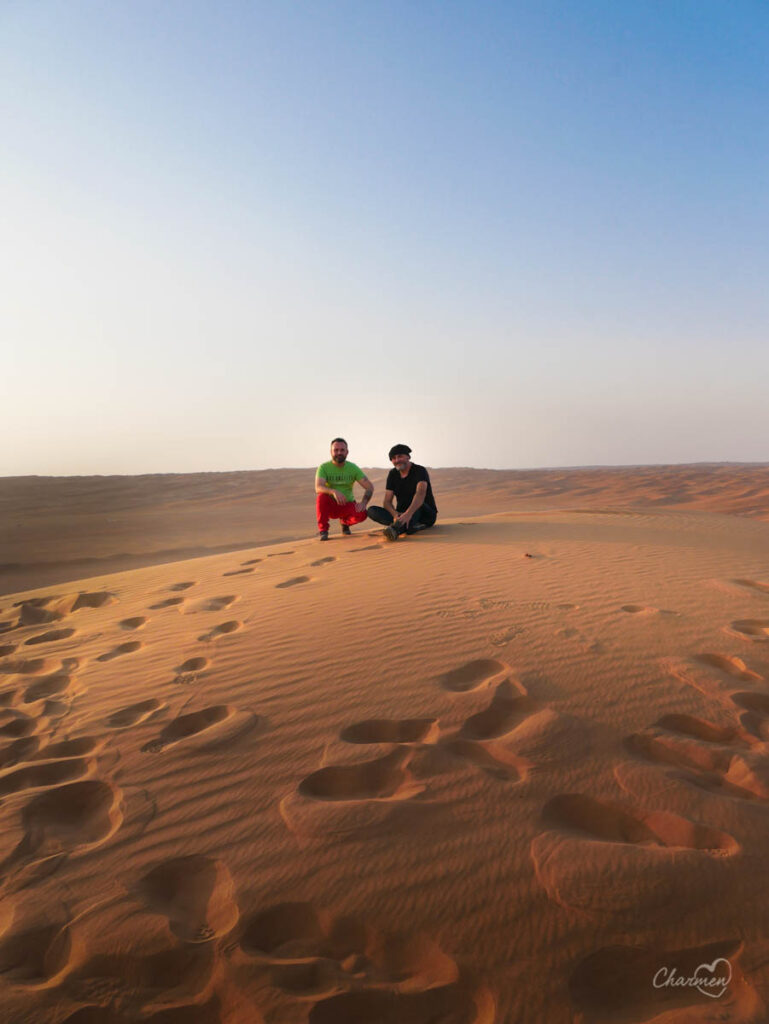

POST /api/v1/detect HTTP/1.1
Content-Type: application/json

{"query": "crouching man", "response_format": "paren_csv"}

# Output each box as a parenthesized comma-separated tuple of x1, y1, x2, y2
(367, 444, 438, 542)
(315, 438, 374, 541)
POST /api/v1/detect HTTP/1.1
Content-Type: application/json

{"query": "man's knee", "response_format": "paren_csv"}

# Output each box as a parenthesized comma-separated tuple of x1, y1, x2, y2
(366, 506, 393, 526)
(317, 493, 339, 513)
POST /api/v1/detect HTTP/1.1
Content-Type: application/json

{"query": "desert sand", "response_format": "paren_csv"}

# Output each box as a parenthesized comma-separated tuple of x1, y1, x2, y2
(2, 464, 769, 1022)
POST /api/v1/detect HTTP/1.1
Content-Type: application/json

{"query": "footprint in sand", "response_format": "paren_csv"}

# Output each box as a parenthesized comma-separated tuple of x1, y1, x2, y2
(137, 854, 239, 942)
(532, 793, 738, 915)
(118, 617, 147, 631)
(282, 739, 438, 840)
(285, 664, 563, 836)
(73, 591, 116, 610)
(33, 736, 102, 760)
(186, 594, 239, 614)
(173, 657, 210, 684)
(569, 939, 752, 1023)
(0, 915, 74, 987)
(731, 691, 769, 741)
(276, 576, 311, 590)
(0, 757, 93, 798)
(239, 901, 331, 960)
(0, 711, 43, 739)
(665, 654, 765, 712)
(0, 738, 40, 770)
(728, 618, 769, 641)
(242, 558, 262, 566)
(455, 680, 536, 741)
(169, 582, 196, 592)
(340, 718, 439, 744)
(1, 657, 60, 677)
(207, 595, 239, 610)
(223, 568, 254, 577)
(631, 654, 769, 796)
(298, 748, 420, 802)
(149, 597, 185, 610)
(488, 625, 524, 648)
(310, 556, 336, 567)
(97, 641, 143, 663)
(178, 657, 210, 674)
(14, 592, 115, 627)
(693, 652, 763, 683)
(65, 945, 217, 1014)
(0, 687, 19, 708)
(437, 658, 510, 693)
(556, 627, 580, 639)
(0, 644, 17, 658)
(620, 604, 658, 615)
(439, 678, 534, 782)
(141, 705, 259, 754)
(350, 545, 381, 554)
(267, 551, 294, 558)
(24, 628, 77, 646)
(439, 737, 525, 783)
(622, 713, 769, 802)
(283, 719, 440, 837)
(308, 977, 494, 1024)
(23, 672, 78, 704)
(14, 597, 65, 625)
(2, 779, 123, 871)
(106, 698, 164, 729)
(197, 620, 241, 643)
(238, 901, 491, 1021)
(142, 706, 233, 753)
(733, 578, 769, 595)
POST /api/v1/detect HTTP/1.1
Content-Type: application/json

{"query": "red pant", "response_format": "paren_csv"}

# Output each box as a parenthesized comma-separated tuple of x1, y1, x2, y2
(316, 493, 368, 533)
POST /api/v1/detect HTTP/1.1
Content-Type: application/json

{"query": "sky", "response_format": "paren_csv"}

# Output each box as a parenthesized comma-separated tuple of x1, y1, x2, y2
(2, 0, 768, 475)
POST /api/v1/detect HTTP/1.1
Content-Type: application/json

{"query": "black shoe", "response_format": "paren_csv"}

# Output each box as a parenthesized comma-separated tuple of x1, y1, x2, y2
(319, 531, 329, 541)
(382, 525, 399, 542)
(341, 524, 351, 535)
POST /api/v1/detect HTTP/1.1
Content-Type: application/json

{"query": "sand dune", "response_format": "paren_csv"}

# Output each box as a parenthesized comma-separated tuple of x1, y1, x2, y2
(2, 472, 769, 1019)
(3, 463, 769, 595)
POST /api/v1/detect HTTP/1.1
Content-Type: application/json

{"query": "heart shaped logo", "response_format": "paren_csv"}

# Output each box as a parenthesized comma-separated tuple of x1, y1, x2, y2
(693, 957, 732, 998)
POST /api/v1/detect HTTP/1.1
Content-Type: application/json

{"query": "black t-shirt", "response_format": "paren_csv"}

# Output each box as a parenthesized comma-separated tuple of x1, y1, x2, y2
(386, 463, 437, 514)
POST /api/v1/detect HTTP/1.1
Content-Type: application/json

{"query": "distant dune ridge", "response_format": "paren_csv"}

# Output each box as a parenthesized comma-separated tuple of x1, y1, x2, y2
(1, 466, 769, 1020)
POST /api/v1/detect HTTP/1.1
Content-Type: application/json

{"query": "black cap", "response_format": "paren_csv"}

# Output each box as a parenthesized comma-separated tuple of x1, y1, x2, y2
(388, 443, 412, 459)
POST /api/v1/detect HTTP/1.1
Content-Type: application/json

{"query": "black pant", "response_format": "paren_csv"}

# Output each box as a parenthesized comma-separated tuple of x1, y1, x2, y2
(367, 503, 437, 534)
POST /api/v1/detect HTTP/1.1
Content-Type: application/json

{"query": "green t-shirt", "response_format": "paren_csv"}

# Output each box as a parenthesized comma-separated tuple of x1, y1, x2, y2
(317, 460, 365, 502)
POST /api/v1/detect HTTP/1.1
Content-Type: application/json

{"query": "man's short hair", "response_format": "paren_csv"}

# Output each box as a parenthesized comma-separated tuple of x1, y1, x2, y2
(330, 437, 348, 446)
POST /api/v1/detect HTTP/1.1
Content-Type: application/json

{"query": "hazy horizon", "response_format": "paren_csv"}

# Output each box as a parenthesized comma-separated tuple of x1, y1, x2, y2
(3, 1, 768, 476)
(4, 458, 769, 482)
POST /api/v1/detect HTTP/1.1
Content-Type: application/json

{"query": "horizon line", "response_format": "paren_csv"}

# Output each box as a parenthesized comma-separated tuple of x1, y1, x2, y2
(3, 460, 769, 482)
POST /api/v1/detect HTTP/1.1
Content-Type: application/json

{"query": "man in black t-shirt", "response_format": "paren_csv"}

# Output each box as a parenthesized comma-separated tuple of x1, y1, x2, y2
(366, 444, 438, 542)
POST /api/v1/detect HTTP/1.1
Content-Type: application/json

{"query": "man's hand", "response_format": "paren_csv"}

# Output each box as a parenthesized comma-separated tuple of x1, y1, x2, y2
(354, 499, 368, 514)
(395, 511, 413, 527)
(332, 490, 347, 504)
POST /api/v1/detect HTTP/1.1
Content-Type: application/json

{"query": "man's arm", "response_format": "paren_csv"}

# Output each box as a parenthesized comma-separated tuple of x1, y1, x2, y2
(383, 488, 396, 517)
(315, 474, 346, 504)
(354, 475, 374, 514)
(395, 480, 427, 526)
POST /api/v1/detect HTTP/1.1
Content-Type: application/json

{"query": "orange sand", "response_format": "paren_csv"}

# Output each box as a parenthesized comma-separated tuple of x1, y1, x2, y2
(1, 466, 769, 1021)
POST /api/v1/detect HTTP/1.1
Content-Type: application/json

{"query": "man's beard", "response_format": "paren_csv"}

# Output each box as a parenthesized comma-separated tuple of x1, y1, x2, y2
(332, 455, 347, 464)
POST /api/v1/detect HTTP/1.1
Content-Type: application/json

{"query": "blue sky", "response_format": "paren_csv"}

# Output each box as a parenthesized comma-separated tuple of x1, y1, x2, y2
(2, 1, 767, 473)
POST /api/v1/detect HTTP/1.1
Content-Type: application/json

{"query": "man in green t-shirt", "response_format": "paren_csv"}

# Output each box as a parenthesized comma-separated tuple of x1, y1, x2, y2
(315, 437, 374, 541)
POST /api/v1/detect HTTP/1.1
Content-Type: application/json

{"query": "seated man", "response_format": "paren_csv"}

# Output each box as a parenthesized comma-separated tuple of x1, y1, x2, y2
(315, 437, 374, 541)
(367, 444, 438, 542)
